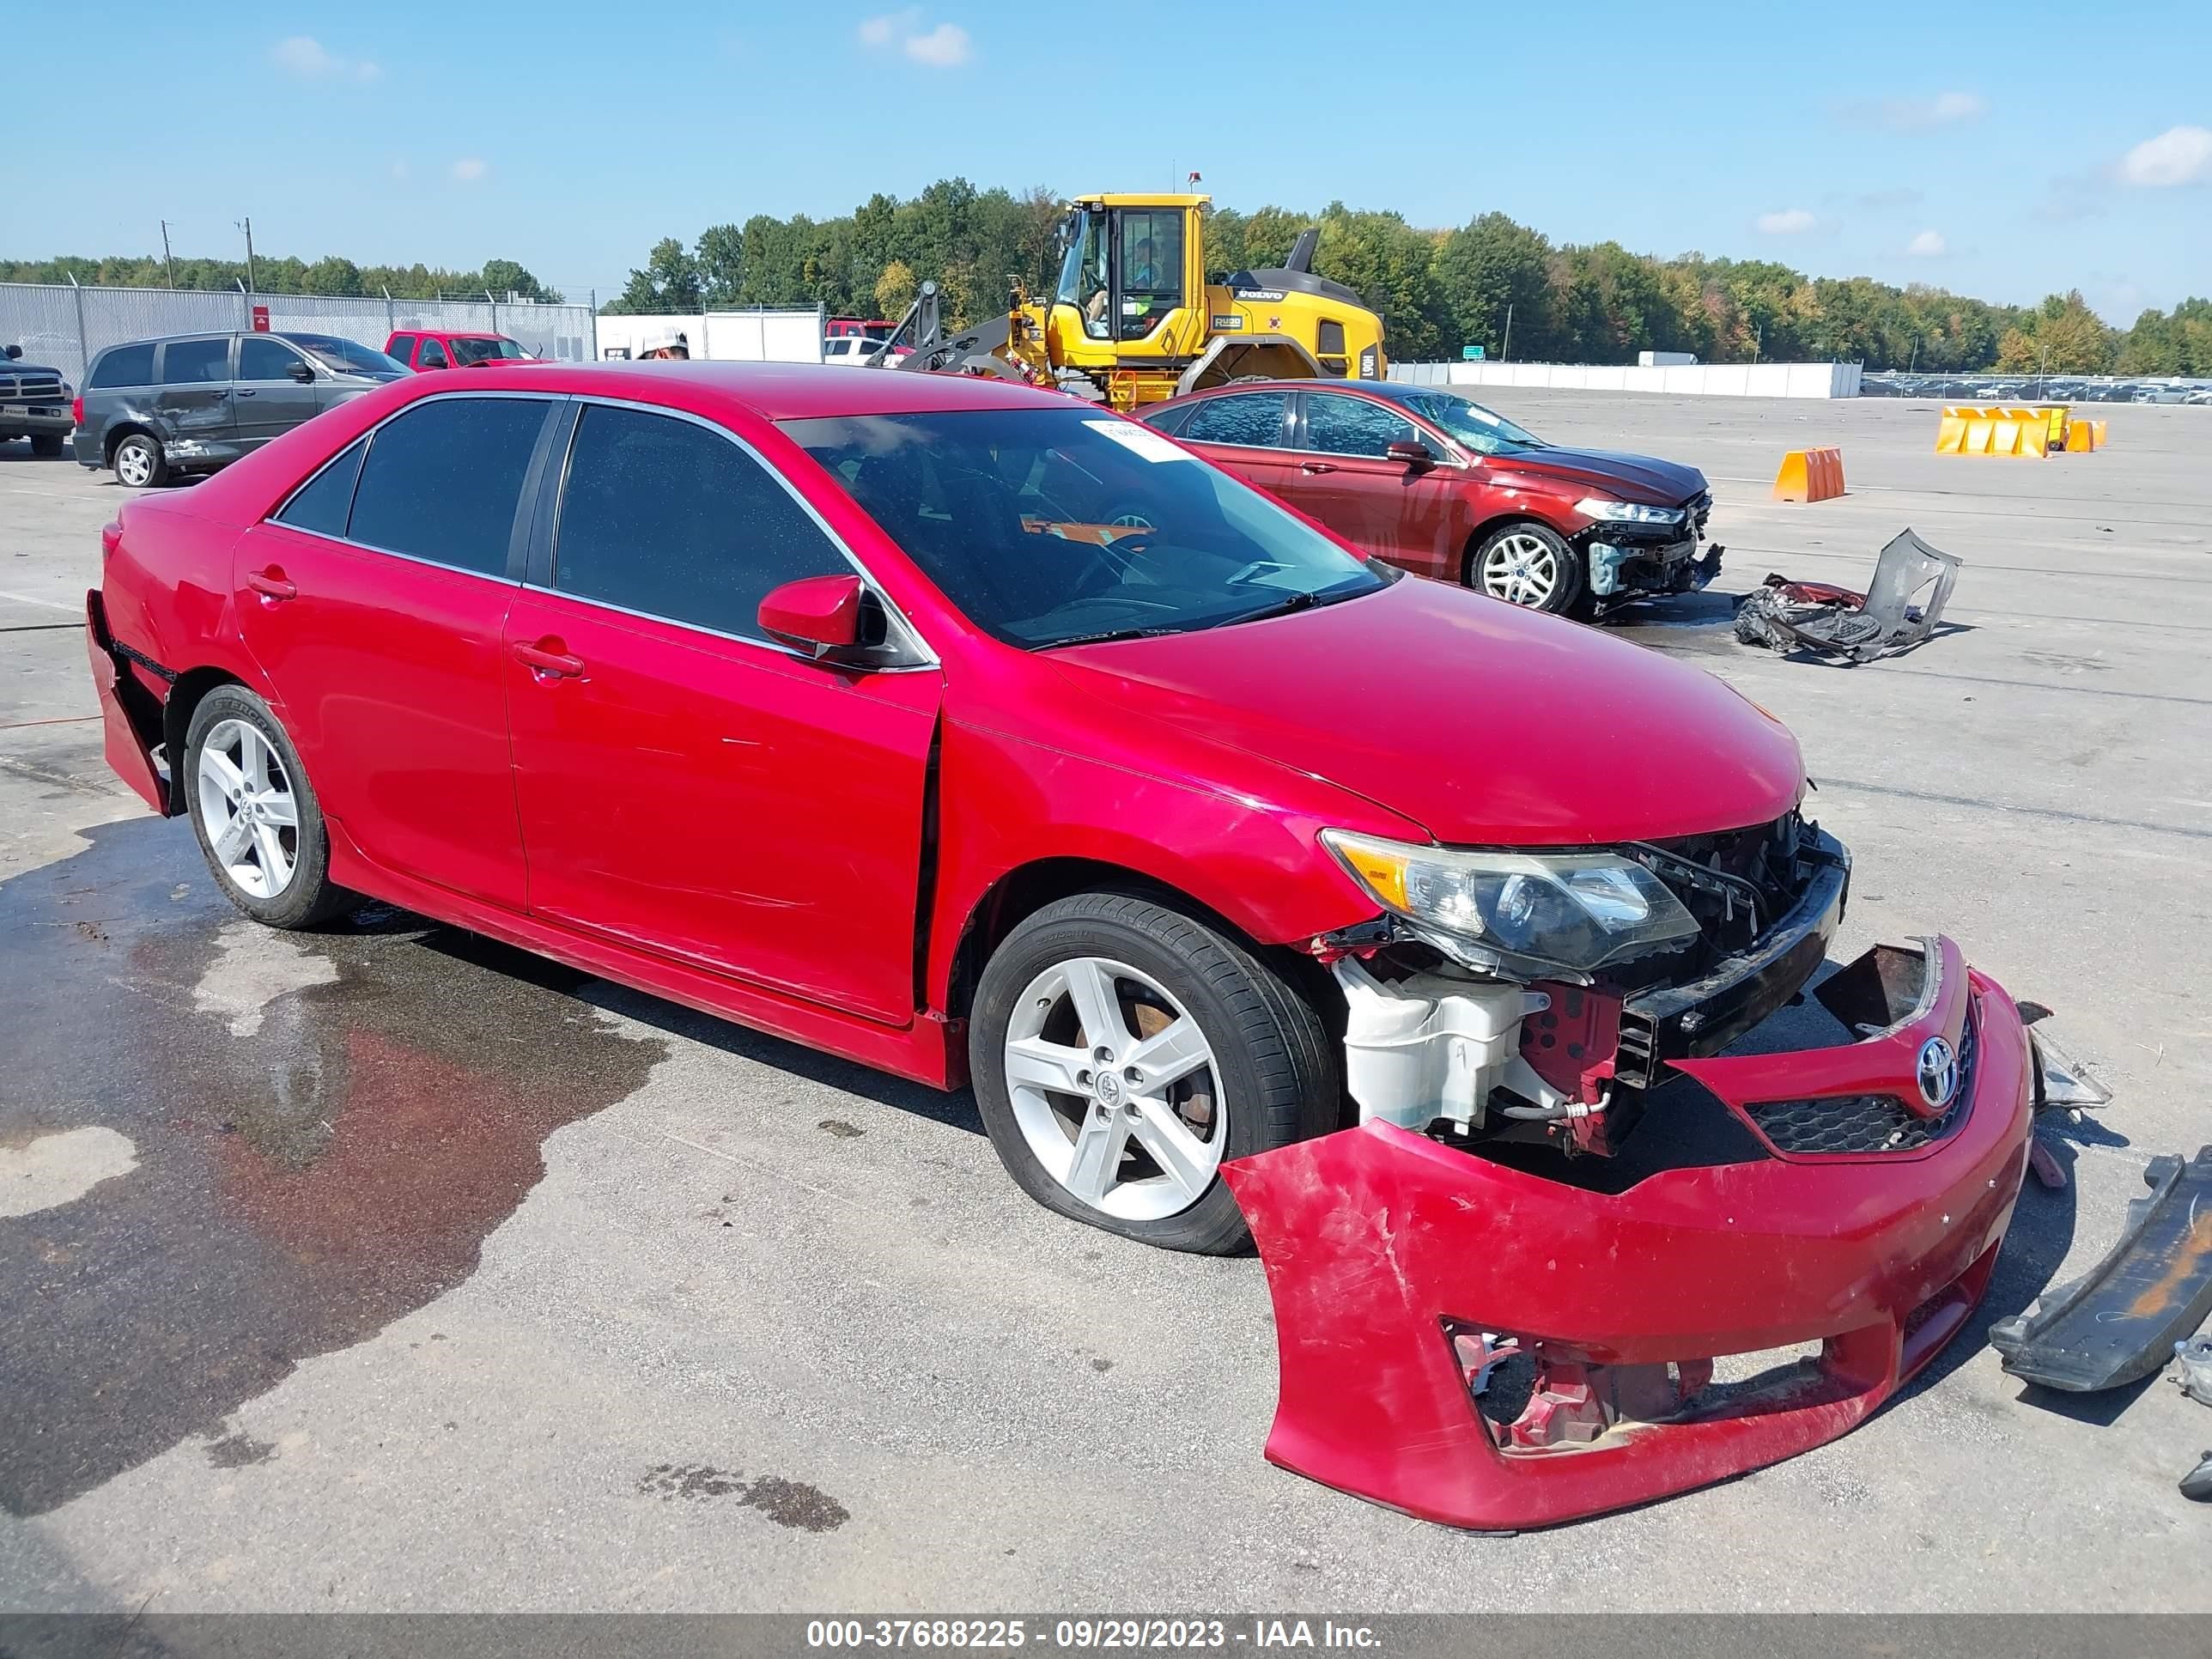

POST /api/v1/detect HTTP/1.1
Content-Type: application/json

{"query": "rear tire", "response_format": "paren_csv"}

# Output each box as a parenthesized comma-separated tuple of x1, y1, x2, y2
(1472, 521, 1583, 615)
(969, 891, 1338, 1254)
(112, 432, 167, 489)
(29, 434, 64, 459)
(184, 685, 356, 930)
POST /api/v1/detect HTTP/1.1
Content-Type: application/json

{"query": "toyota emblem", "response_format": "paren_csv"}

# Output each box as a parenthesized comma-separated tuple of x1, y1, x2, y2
(1916, 1036, 1959, 1110)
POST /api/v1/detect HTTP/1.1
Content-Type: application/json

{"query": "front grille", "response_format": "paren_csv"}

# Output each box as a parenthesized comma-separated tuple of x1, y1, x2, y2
(0, 374, 65, 402)
(1747, 1010, 1977, 1155)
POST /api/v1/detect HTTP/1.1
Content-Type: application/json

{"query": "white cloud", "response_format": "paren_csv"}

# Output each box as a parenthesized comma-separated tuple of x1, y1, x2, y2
(1839, 90, 1984, 131)
(271, 36, 380, 82)
(859, 8, 969, 65)
(2118, 125, 2212, 188)
(903, 21, 970, 64)
(450, 158, 489, 183)
(1756, 208, 1817, 234)
(1905, 229, 1948, 257)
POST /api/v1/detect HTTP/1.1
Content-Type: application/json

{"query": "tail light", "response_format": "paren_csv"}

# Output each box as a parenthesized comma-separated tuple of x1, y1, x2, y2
(72, 396, 84, 429)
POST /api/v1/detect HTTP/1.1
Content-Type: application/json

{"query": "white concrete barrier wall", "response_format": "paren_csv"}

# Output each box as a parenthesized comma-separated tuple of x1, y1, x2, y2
(1388, 361, 1861, 398)
(593, 307, 824, 363)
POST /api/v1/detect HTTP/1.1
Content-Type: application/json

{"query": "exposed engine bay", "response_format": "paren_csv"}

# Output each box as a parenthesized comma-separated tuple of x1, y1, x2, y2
(1311, 807, 1848, 1162)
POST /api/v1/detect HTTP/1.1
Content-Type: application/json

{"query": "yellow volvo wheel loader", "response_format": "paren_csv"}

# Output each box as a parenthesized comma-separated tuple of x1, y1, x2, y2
(883, 193, 1389, 411)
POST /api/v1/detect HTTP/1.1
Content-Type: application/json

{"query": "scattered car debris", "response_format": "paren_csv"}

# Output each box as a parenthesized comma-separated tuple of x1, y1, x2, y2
(2015, 1000, 2112, 1189)
(2182, 1452, 2212, 1503)
(1734, 530, 1962, 662)
(2173, 1336, 2212, 1407)
(1988, 1146, 2212, 1392)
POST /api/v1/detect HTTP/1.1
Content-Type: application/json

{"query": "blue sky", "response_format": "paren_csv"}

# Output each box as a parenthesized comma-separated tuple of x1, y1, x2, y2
(9, 0, 2207, 321)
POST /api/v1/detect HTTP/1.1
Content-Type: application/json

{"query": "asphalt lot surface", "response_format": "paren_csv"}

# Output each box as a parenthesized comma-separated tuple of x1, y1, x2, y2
(2, 392, 2208, 1613)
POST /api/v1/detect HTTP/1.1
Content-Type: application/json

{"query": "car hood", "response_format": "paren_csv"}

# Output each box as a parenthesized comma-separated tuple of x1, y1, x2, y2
(1495, 446, 1705, 506)
(1048, 575, 1802, 846)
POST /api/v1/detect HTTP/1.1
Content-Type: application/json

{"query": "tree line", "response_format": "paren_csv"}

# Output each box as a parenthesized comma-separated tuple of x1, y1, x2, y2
(0, 252, 562, 307)
(606, 180, 2210, 377)
(13, 182, 2210, 376)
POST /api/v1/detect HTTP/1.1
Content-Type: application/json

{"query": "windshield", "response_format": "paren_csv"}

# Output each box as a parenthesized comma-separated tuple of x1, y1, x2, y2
(1392, 390, 1545, 456)
(450, 336, 527, 364)
(783, 407, 1388, 649)
(285, 334, 405, 376)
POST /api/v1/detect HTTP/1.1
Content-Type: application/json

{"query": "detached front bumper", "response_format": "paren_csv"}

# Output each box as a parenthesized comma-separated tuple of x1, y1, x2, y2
(1224, 936, 2032, 1530)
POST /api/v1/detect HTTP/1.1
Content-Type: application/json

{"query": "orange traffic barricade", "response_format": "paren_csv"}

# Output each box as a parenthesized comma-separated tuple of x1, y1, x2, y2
(1773, 447, 1846, 502)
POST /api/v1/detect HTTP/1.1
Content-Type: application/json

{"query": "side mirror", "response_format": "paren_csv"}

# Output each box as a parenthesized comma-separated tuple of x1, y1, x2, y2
(758, 574, 866, 661)
(3, 343, 20, 360)
(288, 360, 314, 383)
(1385, 439, 1435, 467)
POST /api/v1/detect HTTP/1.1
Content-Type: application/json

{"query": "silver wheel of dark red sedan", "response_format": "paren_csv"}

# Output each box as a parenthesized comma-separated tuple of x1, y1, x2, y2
(969, 890, 1339, 1254)
(1474, 521, 1583, 614)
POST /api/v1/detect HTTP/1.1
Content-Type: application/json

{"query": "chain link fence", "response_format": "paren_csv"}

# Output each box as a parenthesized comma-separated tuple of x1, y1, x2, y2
(1, 283, 598, 387)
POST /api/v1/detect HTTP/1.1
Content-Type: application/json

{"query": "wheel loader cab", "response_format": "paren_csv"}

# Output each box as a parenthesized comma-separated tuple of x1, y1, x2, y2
(1048, 197, 1208, 369)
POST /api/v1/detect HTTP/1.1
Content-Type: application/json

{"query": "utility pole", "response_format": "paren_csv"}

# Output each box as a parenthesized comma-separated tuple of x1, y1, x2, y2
(1754, 322, 1764, 364)
(159, 221, 177, 288)
(1502, 302, 1514, 362)
(236, 216, 258, 295)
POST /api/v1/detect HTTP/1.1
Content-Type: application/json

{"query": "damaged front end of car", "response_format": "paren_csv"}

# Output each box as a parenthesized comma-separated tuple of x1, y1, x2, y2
(1580, 489, 1723, 614)
(1223, 811, 2037, 1529)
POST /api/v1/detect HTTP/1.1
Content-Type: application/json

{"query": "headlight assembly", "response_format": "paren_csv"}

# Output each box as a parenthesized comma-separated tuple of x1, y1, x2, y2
(1321, 830, 1701, 976)
(1575, 497, 1686, 526)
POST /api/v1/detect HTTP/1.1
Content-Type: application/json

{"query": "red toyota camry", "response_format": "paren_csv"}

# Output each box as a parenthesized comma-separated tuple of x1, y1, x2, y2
(83, 362, 2032, 1528)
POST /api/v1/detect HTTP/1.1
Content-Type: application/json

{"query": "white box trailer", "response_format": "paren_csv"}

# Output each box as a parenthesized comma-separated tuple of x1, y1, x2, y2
(594, 306, 825, 364)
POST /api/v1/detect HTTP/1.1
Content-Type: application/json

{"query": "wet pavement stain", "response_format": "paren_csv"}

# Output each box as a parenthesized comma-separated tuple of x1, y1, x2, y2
(637, 1462, 850, 1532)
(817, 1118, 864, 1139)
(0, 818, 668, 1517)
(204, 1429, 277, 1469)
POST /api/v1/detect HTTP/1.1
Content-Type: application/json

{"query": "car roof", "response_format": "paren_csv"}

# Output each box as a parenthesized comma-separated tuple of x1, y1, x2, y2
(438, 360, 1067, 421)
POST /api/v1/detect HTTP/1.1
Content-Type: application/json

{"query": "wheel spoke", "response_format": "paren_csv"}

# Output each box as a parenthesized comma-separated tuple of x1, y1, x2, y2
(1064, 1107, 1131, 1202)
(257, 790, 298, 829)
(1060, 958, 1128, 1054)
(1128, 1098, 1213, 1200)
(212, 813, 253, 866)
(201, 749, 247, 800)
(241, 734, 270, 792)
(253, 822, 292, 885)
(1126, 1016, 1211, 1092)
(1003, 1036, 1090, 1098)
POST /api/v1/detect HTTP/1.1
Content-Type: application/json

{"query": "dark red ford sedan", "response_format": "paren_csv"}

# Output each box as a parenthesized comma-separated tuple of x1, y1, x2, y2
(1139, 379, 1720, 615)
(84, 362, 2030, 1529)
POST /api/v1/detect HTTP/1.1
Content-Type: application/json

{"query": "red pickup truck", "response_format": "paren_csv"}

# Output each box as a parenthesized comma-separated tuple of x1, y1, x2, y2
(381, 330, 538, 372)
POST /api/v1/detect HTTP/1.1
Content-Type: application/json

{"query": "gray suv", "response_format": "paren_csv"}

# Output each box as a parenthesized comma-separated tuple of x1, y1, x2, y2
(1, 343, 72, 458)
(73, 331, 405, 488)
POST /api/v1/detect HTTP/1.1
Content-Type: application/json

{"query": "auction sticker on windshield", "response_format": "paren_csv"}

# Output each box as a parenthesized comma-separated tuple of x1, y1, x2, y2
(1083, 421, 1192, 464)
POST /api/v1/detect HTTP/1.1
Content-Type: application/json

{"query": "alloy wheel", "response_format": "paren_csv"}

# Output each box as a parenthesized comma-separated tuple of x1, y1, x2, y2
(1480, 532, 1560, 607)
(197, 720, 301, 899)
(117, 442, 155, 488)
(1002, 957, 1227, 1221)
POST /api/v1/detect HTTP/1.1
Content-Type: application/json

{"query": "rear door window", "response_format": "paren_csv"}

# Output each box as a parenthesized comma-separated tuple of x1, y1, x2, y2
(346, 397, 551, 577)
(1301, 393, 1417, 458)
(1179, 392, 1289, 450)
(274, 439, 368, 538)
(552, 403, 848, 639)
(159, 337, 232, 385)
(386, 334, 417, 364)
(88, 343, 156, 388)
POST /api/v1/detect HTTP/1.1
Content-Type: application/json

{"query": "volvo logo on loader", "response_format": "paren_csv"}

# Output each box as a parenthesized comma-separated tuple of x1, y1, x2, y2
(1916, 1036, 1959, 1110)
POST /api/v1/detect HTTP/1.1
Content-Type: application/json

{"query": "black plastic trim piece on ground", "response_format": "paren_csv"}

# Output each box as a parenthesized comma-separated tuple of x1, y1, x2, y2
(1989, 1145, 2212, 1391)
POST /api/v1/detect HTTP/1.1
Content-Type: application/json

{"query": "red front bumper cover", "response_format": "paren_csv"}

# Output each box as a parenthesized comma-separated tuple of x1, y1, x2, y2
(1224, 935, 2032, 1530)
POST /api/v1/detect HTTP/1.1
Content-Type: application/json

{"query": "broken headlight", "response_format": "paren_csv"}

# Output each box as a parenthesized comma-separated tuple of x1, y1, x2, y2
(1321, 831, 1702, 975)
(1575, 498, 1685, 526)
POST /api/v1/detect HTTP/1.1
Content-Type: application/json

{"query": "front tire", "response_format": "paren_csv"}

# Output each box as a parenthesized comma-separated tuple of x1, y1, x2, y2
(1472, 521, 1583, 614)
(969, 891, 1337, 1254)
(184, 686, 356, 929)
(112, 432, 167, 489)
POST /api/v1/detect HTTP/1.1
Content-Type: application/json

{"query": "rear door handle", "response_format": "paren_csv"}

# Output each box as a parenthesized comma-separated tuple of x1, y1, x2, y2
(514, 641, 585, 678)
(236, 388, 258, 398)
(1298, 461, 1337, 475)
(245, 568, 296, 600)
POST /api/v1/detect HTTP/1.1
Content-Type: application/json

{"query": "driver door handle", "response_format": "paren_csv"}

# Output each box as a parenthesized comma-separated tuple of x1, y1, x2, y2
(1298, 461, 1337, 475)
(245, 568, 296, 600)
